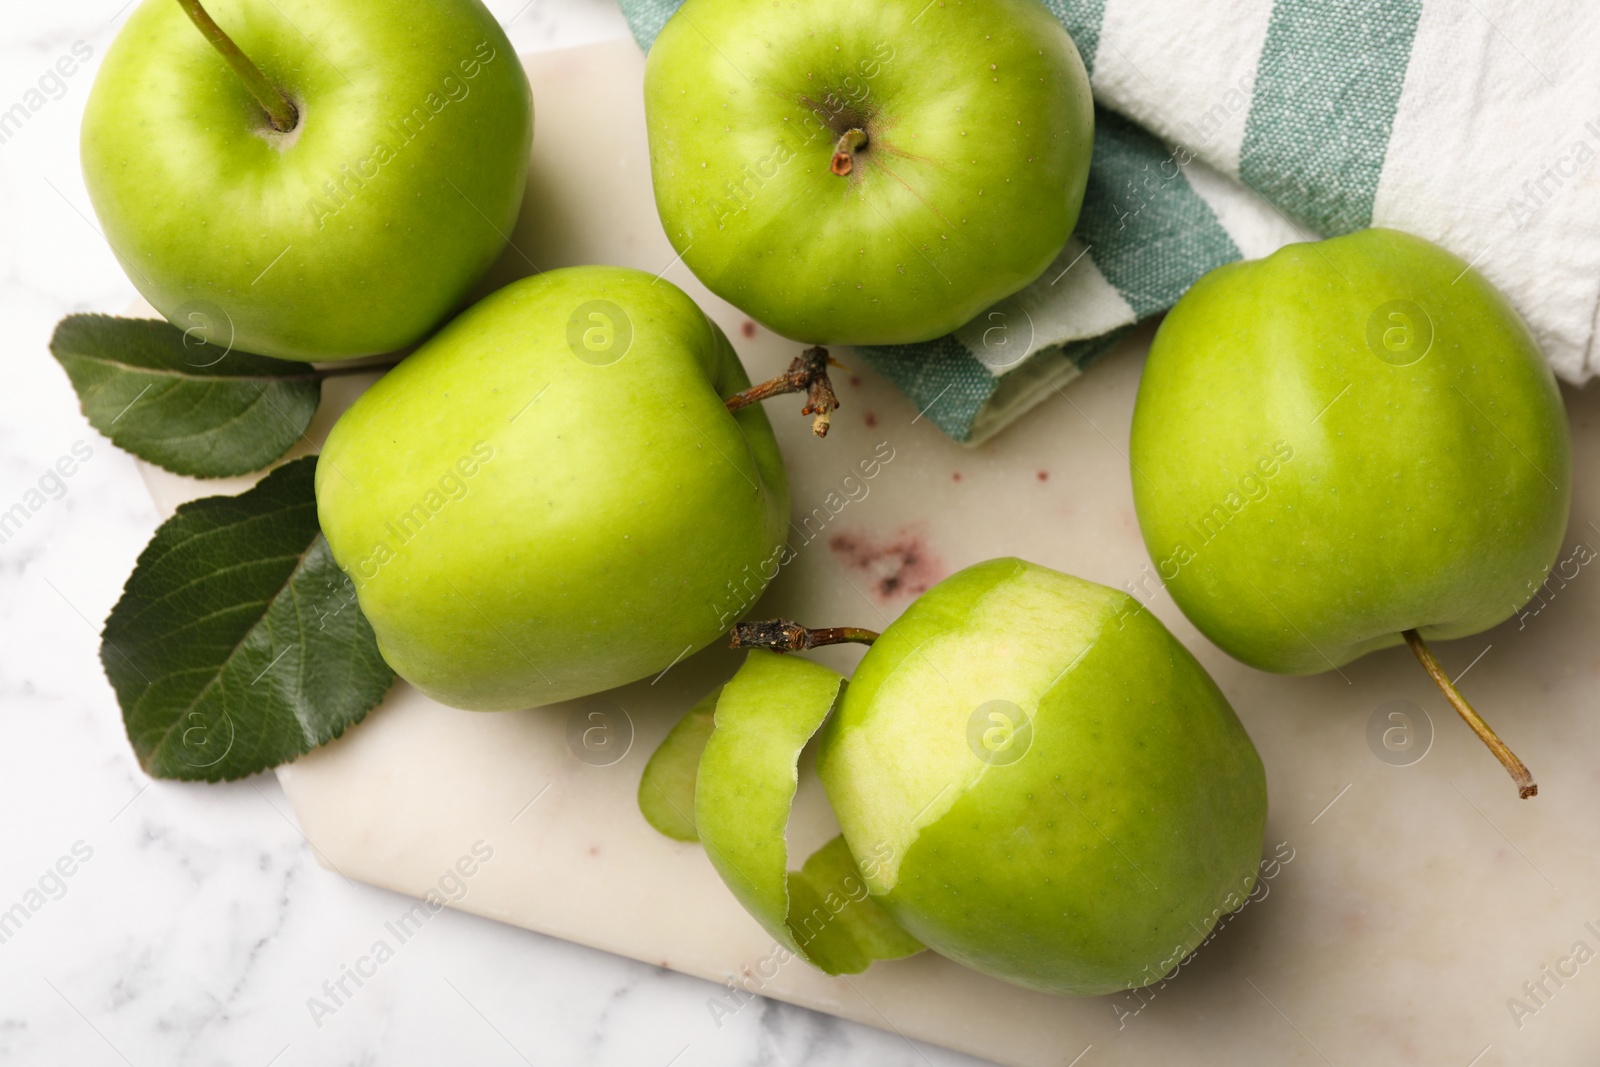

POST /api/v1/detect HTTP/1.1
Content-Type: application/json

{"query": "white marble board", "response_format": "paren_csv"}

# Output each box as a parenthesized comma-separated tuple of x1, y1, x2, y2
(134, 38, 1600, 1067)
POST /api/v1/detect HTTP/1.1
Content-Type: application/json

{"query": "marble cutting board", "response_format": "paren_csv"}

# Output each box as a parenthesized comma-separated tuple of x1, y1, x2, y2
(133, 37, 1600, 1067)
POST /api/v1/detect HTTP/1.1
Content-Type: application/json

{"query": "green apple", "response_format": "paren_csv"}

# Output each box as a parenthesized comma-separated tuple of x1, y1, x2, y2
(643, 0, 1094, 346)
(672, 559, 1268, 993)
(1130, 227, 1570, 795)
(315, 265, 789, 711)
(82, 0, 532, 361)
(818, 559, 1266, 994)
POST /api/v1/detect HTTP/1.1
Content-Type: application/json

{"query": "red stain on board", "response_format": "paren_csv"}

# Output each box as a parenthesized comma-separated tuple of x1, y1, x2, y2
(829, 527, 943, 602)
(850, 376, 862, 387)
(952, 471, 962, 482)
(1036, 470, 1049, 482)
(741, 320, 758, 338)
(864, 411, 878, 427)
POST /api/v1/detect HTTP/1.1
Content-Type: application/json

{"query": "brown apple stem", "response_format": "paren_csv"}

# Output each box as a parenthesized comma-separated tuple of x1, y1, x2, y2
(830, 128, 868, 176)
(723, 346, 840, 438)
(1403, 629, 1536, 799)
(730, 619, 878, 653)
(177, 0, 299, 132)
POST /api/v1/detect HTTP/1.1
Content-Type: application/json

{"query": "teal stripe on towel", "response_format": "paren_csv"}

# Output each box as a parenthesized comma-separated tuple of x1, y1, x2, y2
(1075, 110, 1241, 318)
(619, 0, 680, 49)
(855, 335, 997, 442)
(1239, 0, 1422, 234)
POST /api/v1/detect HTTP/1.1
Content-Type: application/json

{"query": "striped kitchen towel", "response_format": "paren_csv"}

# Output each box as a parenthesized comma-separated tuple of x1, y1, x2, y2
(618, 0, 1600, 444)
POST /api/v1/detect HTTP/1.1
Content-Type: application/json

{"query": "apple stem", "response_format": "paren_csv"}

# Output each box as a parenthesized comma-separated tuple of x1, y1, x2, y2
(177, 0, 299, 133)
(1402, 629, 1536, 799)
(831, 128, 868, 176)
(730, 619, 878, 653)
(724, 346, 840, 438)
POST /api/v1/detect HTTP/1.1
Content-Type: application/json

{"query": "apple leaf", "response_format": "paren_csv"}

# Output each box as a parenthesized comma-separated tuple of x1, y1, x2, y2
(691, 651, 923, 974)
(101, 456, 393, 781)
(638, 686, 720, 841)
(50, 313, 320, 478)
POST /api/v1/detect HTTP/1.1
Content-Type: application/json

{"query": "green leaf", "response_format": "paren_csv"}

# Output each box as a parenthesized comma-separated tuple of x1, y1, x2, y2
(638, 686, 720, 841)
(50, 313, 320, 478)
(101, 456, 394, 781)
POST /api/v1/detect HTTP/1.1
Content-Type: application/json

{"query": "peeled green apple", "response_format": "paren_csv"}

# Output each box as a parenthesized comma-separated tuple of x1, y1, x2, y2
(643, 0, 1094, 346)
(818, 559, 1266, 993)
(1130, 227, 1570, 796)
(82, 0, 532, 361)
(315, 265, 789, 711)
(667, 559, 1268, 994)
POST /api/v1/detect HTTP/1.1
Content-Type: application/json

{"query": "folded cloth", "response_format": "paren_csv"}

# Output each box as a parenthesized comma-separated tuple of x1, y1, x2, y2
(617, 0, 1600, 444)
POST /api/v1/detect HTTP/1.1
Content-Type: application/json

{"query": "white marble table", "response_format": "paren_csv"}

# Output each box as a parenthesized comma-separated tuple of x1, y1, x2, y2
(6, 4, 1600, 1067)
